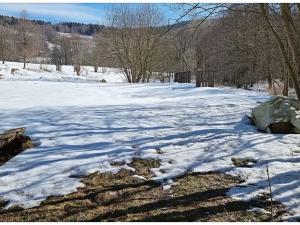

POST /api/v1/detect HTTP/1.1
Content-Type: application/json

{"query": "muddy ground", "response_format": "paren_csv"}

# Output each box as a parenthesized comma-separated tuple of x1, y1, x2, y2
(0, 157, 287, 222)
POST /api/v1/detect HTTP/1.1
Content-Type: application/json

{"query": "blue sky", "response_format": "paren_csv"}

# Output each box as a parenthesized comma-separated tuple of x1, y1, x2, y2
(0, 3, 181, 25)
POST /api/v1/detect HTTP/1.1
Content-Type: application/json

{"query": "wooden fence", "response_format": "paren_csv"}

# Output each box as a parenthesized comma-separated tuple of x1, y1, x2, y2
(174, 69, 217, 87)
(160, 73, 174, 83)
(174, 71, 191, 83)
(195, 69, 216, 87)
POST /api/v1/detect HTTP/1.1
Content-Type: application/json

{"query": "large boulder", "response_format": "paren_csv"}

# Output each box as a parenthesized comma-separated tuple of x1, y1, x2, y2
(252, 96, 300, 134)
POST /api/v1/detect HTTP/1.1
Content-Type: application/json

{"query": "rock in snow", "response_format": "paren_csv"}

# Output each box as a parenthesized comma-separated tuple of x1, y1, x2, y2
(252, 96, 300, 134)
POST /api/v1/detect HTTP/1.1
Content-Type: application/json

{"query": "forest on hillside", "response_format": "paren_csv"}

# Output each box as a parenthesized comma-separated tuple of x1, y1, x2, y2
(0, 3, 299, 97)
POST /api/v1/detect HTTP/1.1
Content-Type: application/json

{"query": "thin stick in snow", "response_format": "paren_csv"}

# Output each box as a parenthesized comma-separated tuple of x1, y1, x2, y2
(266, 160, 274, 221)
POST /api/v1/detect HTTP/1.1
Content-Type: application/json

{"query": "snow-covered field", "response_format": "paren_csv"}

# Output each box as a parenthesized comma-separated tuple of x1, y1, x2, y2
(0, 62, 299, 220)
(0, 61, 125, 83)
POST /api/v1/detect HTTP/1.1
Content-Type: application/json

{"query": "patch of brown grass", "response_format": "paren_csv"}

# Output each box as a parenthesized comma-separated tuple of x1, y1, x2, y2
(0, 158, 287, 222)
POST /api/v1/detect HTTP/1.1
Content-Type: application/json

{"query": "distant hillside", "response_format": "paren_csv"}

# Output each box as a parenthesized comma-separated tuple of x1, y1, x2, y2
(159, 20, 191, 29)
(0, 14, 51, 26)
(53, 22, 105, 36)
(0, 14, 105, 36)
(0, 14, 190, 36)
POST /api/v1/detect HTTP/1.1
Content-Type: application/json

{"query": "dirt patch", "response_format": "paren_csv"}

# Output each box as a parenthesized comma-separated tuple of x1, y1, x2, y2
(128, 158, 160, 179)
(231, 157, 257, 168)
(0, 158, 286, 222)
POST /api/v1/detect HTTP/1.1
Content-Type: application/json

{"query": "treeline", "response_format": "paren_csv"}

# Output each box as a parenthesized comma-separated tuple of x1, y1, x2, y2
(173, 3, 300, 98)
(0, 14, 51, 26)
(0, 14, 105, 36)
(53, 22, 105, 36)
(1, 4, 300, 99)
(0, 11, 47, 68)
(100, 3, 300, 99)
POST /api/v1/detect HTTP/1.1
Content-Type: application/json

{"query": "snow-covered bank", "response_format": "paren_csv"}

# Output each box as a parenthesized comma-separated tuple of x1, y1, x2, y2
(0, 61, 125, 83)
(0, 79, 299, 220)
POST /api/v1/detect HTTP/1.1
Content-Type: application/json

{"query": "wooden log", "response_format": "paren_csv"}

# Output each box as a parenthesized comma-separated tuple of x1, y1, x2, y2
(0, 127, 34, 166)
(0, 127, 26, 149)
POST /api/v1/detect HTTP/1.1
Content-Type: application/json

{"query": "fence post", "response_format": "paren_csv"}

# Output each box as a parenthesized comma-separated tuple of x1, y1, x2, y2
(196, 71, 200, 87)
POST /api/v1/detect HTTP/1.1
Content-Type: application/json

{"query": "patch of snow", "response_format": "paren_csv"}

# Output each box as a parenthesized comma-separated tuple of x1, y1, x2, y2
(132, 175, 147, 180)
(46, 41, 56, 50)
(57, 32, 72, 38)
(57, 32, 93, 40)
(247, 207, 271, 214)
(0, 61, 125, 83)
(0, 67, 299, 220)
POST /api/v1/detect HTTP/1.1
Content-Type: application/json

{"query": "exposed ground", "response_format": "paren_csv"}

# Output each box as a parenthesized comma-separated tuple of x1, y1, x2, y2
(0, 158, 286, 222)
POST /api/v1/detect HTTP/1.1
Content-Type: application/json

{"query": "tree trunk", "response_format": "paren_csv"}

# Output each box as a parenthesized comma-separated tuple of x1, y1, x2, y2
(281, 4, 300, 57)
(283, 67, 289, 96)
(2, 51, 4, 64)
(23, 55, 26, 69)
(259, 3, 300, 100)
(266, 32, 272, 89)
(74, 65, 81, 76)
(56, 64, 61, 72)
(281, 4, 300, 96)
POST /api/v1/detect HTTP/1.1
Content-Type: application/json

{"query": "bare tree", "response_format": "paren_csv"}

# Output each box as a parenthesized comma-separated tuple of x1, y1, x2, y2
(173, 3, 300, 97)
(0, 25, 12, 64)
(91, 31, 117, 69)
(107, 4, 164, 83)
(152, 34, 177, 75)
(259, 3, 300, 99)
(59, 37, 73, 65)
(16, 10, 41, 69)
(174, 27, 196, 72)
(50, 40, 63, 71)
(70, 34, 89, 75)
(89, 34, 102, 72)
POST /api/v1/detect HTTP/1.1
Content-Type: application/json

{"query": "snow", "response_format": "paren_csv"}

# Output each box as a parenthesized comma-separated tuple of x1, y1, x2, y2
(57, 32, 72, 38)
(0, 61, 125, 83)
(57, 32, 93, 40)
(132, 175, 147, 180)
(0, 62, 299, 220)
(46, 41, 56, 50)
(247, 207, 271, 214)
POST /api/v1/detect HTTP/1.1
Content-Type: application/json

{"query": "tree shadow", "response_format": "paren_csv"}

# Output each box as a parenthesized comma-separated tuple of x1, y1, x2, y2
(0, 99, 298, 216)
(0, 166, 286, 222)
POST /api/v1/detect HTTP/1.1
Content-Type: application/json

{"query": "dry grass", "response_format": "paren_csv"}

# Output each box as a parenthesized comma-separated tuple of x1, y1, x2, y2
(0, 158, 286, 222)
